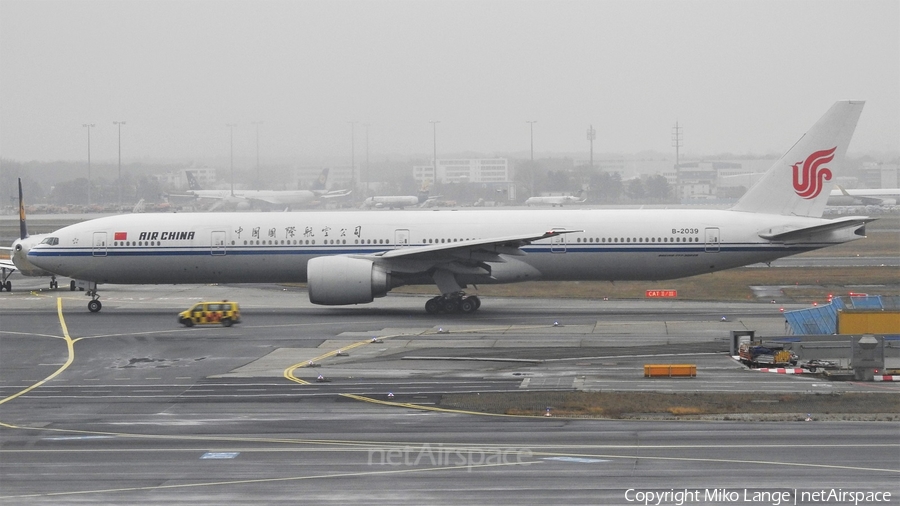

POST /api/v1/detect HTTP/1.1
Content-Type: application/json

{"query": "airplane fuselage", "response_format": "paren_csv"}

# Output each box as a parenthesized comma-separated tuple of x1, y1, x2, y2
(363, 196, 421, 209)
(525, 196, 583, 206)
(28, 208, 862, 287)
(189, 189, 317, 206)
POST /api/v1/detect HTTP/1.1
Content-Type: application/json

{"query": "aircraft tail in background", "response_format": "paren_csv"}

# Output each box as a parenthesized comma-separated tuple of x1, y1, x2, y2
(18, 178, 28, 240)
(1, 178, 58, 290)
(731, 100, 864, 218)
(310, 168, 330, 191)
(185, 171, 203, 191)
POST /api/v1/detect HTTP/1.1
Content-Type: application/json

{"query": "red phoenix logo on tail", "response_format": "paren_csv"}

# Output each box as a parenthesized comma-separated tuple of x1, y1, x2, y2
(792, 147, 835, 199)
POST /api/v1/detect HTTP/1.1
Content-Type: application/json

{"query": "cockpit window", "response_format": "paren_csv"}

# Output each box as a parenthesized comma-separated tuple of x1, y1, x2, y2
(40, 237, 59, 245)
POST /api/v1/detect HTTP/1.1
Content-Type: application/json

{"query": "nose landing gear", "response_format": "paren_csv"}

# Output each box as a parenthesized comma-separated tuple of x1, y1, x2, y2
(84, 282, 102, 312)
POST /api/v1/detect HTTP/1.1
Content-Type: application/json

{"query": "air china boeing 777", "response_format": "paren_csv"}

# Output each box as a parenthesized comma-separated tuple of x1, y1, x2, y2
(29, 101, 871, 314)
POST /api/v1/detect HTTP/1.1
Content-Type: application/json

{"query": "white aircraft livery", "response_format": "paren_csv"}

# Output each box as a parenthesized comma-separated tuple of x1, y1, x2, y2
(29, 101, 871, 314)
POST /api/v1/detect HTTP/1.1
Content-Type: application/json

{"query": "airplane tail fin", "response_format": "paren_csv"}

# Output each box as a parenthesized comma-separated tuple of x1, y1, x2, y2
(310, 168, 330, 191)
(730, 100, 864, 217)
(414, 180, 432, 203)
(185, 171, 203, 191)
(18, 178, 28, 239)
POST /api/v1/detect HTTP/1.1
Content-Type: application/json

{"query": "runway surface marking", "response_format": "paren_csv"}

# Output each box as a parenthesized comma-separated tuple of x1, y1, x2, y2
(2, 300, 897, 500)
(0, 460, 538, 500)
(281, 323, 556, 386)
(2, 444, 897, 500)
(0, 297, 80, 409)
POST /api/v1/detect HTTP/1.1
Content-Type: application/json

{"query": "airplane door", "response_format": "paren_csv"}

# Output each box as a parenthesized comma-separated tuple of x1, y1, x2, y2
(550, 228, 566, 253)
(704, 227, 720, 253)
(211, 231, 226, 255)
(394, 229, 410, 248)
(92, 232, 107, 257)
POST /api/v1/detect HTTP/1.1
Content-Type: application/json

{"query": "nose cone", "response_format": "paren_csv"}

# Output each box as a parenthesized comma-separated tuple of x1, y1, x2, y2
(12, 238, 52, 277)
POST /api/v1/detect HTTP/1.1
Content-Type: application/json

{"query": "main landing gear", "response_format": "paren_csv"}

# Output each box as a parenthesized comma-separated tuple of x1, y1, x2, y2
(0, 271, 63, 292)
(0, 267, 13, 292)
(424, 292, 481, 315)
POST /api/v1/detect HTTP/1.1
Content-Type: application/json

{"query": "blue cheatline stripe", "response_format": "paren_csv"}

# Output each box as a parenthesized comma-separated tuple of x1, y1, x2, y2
(29, 243, 821, 259)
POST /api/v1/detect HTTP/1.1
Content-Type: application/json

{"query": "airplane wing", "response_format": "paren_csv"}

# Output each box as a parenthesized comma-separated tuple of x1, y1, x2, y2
(242, 196, 284, 206)
(0, 248, 17, 273)
(363, 229, 581, 275)
(317, 189, 353, 199)
(834, 186, 885, 205)
(758, 216, 875, 242)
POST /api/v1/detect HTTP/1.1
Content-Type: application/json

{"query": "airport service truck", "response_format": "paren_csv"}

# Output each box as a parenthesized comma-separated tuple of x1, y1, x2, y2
(739, 343, 797, 368)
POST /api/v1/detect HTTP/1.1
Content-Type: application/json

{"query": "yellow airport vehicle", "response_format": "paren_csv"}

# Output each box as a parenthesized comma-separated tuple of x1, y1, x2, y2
(178, 301, 241, 327)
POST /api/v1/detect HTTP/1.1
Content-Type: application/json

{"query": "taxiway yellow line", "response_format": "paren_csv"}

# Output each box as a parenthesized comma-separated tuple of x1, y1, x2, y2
(283, 336, 381, 385)
(281, 323, 557, 385)
(0, 297, 79, 409)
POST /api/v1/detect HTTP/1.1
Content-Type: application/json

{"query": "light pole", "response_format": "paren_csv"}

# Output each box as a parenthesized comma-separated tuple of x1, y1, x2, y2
(226, 124, 236, 196)
(82, 123, 95, 208)
(672, 121, 683, 199)
(429, 120, 439, 185)
(252, 121, 263, 184)
(526, 120, 537, 196)
(363, 123, 370, 196)
(113, 121, 126, 206)
(348, 121, 357, 190)
(586, 124, 596, 169)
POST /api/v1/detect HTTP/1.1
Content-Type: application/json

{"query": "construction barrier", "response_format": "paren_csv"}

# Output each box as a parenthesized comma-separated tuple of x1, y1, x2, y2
(643, 364, 696, 378)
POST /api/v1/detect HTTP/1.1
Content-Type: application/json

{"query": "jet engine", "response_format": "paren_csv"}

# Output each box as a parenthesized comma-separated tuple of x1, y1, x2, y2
(307, 256, 392, 305)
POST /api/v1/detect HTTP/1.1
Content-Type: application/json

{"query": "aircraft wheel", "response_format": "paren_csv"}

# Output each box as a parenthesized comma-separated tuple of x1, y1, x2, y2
(425, 298, 440, 314)
(88, 300, 102, 313)
(4, 281, 11, 292)
(50, 281, 58, 289)
(441, 298, 459, 313)
(222, 318, 233, 327)
(471, 296, 481, 309)
(70, 280, 77, 291)
(459, 298, 477, 314)
(0, 282, 6, 292)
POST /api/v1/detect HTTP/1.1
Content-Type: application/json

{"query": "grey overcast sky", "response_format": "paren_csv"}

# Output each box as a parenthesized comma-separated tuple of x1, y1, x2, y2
(1, 0, 897, 164)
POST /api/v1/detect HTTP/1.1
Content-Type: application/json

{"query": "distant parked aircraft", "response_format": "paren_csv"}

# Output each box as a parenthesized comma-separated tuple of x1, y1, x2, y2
(827, 186, 899, 206)
(524, 190, 585, 207)
(171, 168, 351, 211)
(361, 186, 436, 209)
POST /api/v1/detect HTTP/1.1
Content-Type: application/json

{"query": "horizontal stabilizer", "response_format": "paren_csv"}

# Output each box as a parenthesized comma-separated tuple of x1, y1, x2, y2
(758, 216, 874, 241)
